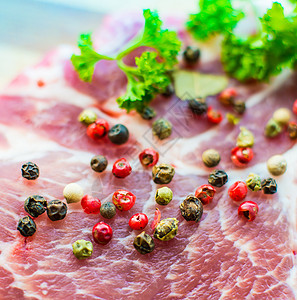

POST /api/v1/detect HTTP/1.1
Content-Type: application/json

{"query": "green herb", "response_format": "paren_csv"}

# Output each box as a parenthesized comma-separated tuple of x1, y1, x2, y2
(71, 9, 181, 113)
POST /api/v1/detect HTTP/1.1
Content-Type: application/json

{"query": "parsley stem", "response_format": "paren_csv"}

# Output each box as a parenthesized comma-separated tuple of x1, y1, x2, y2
(116, 36, 143, 60)
(117, 59, 139, 75)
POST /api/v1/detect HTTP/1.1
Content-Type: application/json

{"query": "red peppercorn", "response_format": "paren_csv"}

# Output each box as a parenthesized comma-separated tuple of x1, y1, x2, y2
(238, 201, 259, 222)
(293, 99, 297, 115)
(207, 107, 223, 124)
(218, 88, 237, 105)
(139, 148, 159, 167)
(129, 213, 148, 230)
(231, 147, 254, 167)
(92, 222, 113, 245)
(37, 80, 45, 87)
(112, 158, 132, 178)
(195, 184, 216, 205)
(86, 119, 109, 141)
(112, 189, 136, 211)
(228, 181, 248, 202)
(81, 195, 101, 214)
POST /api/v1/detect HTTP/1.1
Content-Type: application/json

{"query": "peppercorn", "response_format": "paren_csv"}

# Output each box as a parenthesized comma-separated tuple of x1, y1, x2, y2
(188, 98, 207, 115)
(24, 195, 47, 218)
(207, 107, 223, 124)
(47, 200, 67, 221)
(195, 184, 216, 205)
(21, 162, 39, 180)
(161, 84, 174, 97)
(231, 147, 254, 167)
(81, 195, 101, 214)
(226, 113, 240, 125)
(100, 202, 116, 219)
(63, 183, 84, 204)
(202, 149, 221, 168)
(17, 216, 36, 237)
(139, 148, 159, 167)
(180, 195, 203, 222)
(265, 119, 282, 138)
(228, 181, 248, 202)
(261, 178, 277, 194)
(140, 107, 156, 120)
(246, 173, 262, 191)
(293, 99, 297, 115)
(154, 218, 178, 241)
(267, 155, 287, 176)
(112, 158, 132, 178)
(155, 187, 173, 205)
(183, 46, 201, 65)
(208, 170, 228, 187)
(236, 127, 254, 148)
(218, 88, 237, 106)
(152, 118, 172, 140)
(238, 201, 259, 222)
(288, 121, 297, 139)
(232, 100, 246, 114)
(133, 232, 155, 255)
(87, 119, 109, 140)
(108, 124, 129, 145)
(92, 222, 113, 245)
(78, 109, 97, 126)
(272, 108, 291, 126)
(90, 155, 108, 173)
(152, 164, 175, 184)
(72, 240, 93, 259)
(112, 189, 136, 211)
(129, 213, 148, 230)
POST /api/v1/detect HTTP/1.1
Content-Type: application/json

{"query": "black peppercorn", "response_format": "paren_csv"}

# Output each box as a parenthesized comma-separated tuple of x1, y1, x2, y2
(90, 155, 108, 173)
(208, 170, 228, 187)
(108, 124, 129, 145)
(188, 98, 208, 115)
(152, 164, 175, 184)
(47, 200, 67, 221)
(232, 100, 246, 115)
(24, 195, 47, 218)
(17, 216, 36, 237)
(154, 218, 178, 241)
(261, 178, 277, 194)
(140, 107, 156, 120)
(100, 202, 116, 219)
(180, 195, 203, 222)
(133, 232, 155, 255)
(152, 118, 172, 140)
(21, 162, 39, 180)
(161, 84, 174, 97)
(183, 46, 201, 65)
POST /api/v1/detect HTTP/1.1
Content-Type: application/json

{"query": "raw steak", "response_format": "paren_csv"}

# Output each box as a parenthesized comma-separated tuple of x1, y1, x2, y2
(0, 12, 296, 300)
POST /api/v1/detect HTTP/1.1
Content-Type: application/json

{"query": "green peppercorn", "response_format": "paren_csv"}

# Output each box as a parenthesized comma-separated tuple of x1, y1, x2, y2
(272, 108, 291, 126)
(152, 164, 175, 184)
(261, 178, 277, 194)
(140, 106, 156, 120)
(265, 119, 282, 138)
(100, 202, 116, 219)
(47, 200, 67, 221)
(21, 162, 39, 180)
(17, 216, 36, 237)
(180, 195, 203, 222)
(154, 218, 178, 241)
(133, 232, 155, 255)
(78, 109, 98, 126)
(152, 118, 172, 140)
(188, 98, 207, 115)
(236, 127, 254, 148)
(288, 122, 297, 139)
(267, 155, 287, 176)
(90, 155, 108, 173)
(226, 113, 240, 125)
(232, 100, 246, 115)
(208, 170, 228, 187)
(246, 173, 262, 191)
(155, 187, 173, 205)
(202, 149, 221, 167)
(24, 195, 47, 218)
(72, 239, 93, 259)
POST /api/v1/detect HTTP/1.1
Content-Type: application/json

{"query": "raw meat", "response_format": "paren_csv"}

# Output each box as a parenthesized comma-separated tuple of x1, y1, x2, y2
(0, 12, 296, 300)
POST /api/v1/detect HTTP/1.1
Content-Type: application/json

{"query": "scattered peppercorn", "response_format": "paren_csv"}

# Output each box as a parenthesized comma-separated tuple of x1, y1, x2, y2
(183, 46, 201, 65)
(246, 173, 262, 192)
(288, 121, 297, 139)
(218, 88, 237, 106)
(108, 124, 129, 145)
(208, 170, 228, 187)
(261, 178, 277, 194)
(87, 118, 109, 140)
(231, 147, 254, 167)
(188, 98, 208, 115)
(21, 162, 39, 180)
(81, 195, 101, 214)
(47, 200, 68, 221)
(202, 149, 221, 167)
(63, 183, 84, 204)
(207, 107, 223, 124)
(100, 202, 116, 219)
(152, 164, 175, 184)
(90, 155, 108, 173)
(78, 109, 97, 126)
(226, 113, 240, 125)
(72, 240, 93, 259)
(195, 184, 216, 205)
(236, 127, 254, 148)
(92, 222, 113, 245)
(24, 195, 47, 218)
(228, 181, 248, 202)
(180, 195, 203, 222)
(293, 99, 297, 115)
(129, 213, 148, 230)
(17, 216, 36, 237)
(238, 201, 259, 222)
(267, 154, 287, 176)
(272, 108, 291, 126)
(265, 119, 282, 138)
(112, 158, 132, 178)
(112, 189, 136, 211)
(133, 232, 155, 255)
(152, 118, 172, 140)
(140, 107, 156, 120)
(155, 187, 173, 205)
(161, 84, 175, 97)
(139, 148, 159, 167)
(154, 218, 178, 241)
(232, 100, 246, 115)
